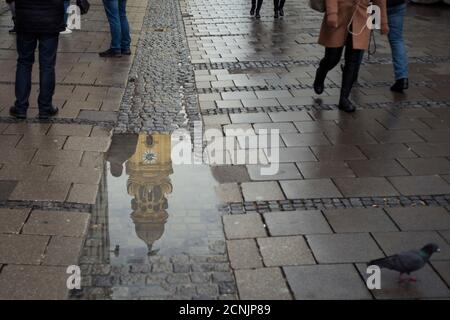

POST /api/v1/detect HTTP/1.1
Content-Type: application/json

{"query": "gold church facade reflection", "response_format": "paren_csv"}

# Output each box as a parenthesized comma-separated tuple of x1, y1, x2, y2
(125, 134, 174, 255)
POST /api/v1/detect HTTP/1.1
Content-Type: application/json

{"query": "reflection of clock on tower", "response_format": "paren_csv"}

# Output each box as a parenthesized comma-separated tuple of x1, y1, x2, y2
(126, 134, 173, 255)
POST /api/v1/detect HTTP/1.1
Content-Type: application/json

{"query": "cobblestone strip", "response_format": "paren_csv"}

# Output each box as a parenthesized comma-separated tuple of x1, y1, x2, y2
(201, 100, 450, 115)
(193, 56, 450, 71)
(115, 0, 200, 134)
(219, 195, 450, 215)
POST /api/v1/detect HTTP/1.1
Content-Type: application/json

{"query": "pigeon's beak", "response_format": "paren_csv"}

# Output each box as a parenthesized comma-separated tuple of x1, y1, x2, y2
(437, 248, 441, 252)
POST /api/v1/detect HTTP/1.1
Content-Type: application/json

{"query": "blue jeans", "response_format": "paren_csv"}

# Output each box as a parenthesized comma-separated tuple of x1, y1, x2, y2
(64, 0, 70, 25)
(103, 0, 131, 52)
(388, 3, 408, 80)
(15, 33, 59, 111)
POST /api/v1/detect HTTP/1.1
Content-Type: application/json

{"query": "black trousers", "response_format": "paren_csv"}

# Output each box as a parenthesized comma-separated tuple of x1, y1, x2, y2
(319, 33, 364, 96)
(274, 0, 286, 10)
(251, 0, 263, 12)
(15, 32, 59, 111)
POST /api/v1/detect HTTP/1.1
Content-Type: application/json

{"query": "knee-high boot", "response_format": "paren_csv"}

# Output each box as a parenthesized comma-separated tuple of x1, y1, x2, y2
(338, 61, 360, 113)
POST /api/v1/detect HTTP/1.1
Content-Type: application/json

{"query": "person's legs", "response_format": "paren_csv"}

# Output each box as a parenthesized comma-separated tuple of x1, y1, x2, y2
(12, 33, 38, 117)
(273, 0, 279, 17)
(37, 33, 60, 117)
(118, 0, 131, 52)
(313, 46, 344, 95)
(388, 3, 408, 91)
(339, 35, 364, 112)
(102, 0, 121, 53)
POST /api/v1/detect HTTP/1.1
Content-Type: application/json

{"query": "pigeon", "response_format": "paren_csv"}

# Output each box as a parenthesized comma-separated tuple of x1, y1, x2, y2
(368, 243, 440, 282)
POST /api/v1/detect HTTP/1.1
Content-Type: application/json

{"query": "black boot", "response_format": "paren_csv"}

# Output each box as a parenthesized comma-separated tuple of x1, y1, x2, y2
(390, 78, 408, 93)
(338, 63, 359, 113)
(279, 8, 284, 16)
(313, 63, 328, 95)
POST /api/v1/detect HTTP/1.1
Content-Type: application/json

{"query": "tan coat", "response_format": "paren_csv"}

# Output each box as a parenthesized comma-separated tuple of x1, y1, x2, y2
(318, 0, 389, 50)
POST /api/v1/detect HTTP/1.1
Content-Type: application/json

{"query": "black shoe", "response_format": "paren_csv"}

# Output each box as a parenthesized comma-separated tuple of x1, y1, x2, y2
(313, 65, 327, 95)
(279, 9, 284, 16)
(274, 11, 279, 18)
(99, 49, 122, 58)
(255, 13, 261, 19)
(9, 106, 27, 119)
(338, 96, 356, 113)
(122, 48, 132, 55)
(250, 7, 255, 16)
(38, 106, 59, 119)
(390, 78, 408, 93)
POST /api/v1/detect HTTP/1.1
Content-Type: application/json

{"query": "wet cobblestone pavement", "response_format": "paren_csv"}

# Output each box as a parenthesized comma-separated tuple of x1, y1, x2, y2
(1, 0, 450, 300)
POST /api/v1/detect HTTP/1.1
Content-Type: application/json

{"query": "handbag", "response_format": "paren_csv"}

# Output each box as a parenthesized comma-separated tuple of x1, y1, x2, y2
(76, 0, 90, 15)
(309, 0, 326, 13)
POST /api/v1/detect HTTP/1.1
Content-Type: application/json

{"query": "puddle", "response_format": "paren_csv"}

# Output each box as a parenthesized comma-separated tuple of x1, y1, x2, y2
(75, 133, 234, 299)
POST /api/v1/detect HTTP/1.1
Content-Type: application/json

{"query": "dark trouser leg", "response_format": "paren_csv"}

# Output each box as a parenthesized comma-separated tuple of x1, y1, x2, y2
(273, 0, 279, 10)
(278, 0, 286, 10)
(15, 33, 38, 112)
(37, 33, 59, 112)
(313, 46, 344, 94)
(339, 34, 363, 112)
(256, 0, 263, 13)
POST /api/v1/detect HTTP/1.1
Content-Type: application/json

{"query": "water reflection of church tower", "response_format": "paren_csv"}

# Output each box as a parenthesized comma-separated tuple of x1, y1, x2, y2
(126, 134, 173, 255)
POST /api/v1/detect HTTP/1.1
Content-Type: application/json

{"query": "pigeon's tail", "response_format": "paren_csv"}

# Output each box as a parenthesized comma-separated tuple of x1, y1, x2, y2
(367, 257, 390, 269)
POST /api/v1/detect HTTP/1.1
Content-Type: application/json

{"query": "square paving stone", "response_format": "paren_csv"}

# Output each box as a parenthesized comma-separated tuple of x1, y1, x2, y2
(0, 265, 69, 299)
(16, 135, 66, 150)
(0, 234, 50, 264)
(323, 208, 398, 233)
(307, 233, 383, 263)
(210, 165, 250, 183)
(297, 161, 355, 179)
(388, 176, 450, 196)
(235, 268, 291, 300)
(373, 231, 450, 261)
(0, 208, 30, 234)
(311, 145, 367, 161)
(253, 122, 298, 134)
(241, 181, 285, 201)
(22, 210, 90, 237)
(264, 147, 317, 163)
(280, 179, 342, 199)
(268, 111, 311, 122)
(43, 236, 84, 266)
(215, 183, 243, 203)
(284, 264, 372, 300)
(32, 149, 83, 166)
(333, 177, 399, 197)
(64, 136, 111, 152)
(49, 165, 102, 184)
(0, 163, 52, 181)
(257, 236, 315, 266)
(0, 181, 18, 201)
(358, 144, 418, 159)
(246, 163, 302, 181)
(407, 142, 450, 157)
(227, 239, 263, 269)
(3, 123, 50, 135)
(356, 263, 450, 299)
(9, 181, 71, 202)
(263, 210, 332, 236)
(281, 133, 330, 147)
(67, 183, 99, 204)
(0, 147, 36, 164)
(431, 261, 450, 286)
(385, 207, 450, 231)
(223, 213, 267, 239)
(229, 113, 271, 124)
(47, 124, 92, 137)
(347, 159, 410, 177)
(398, 158, 450, 175)
(203, 115, 231, 126)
